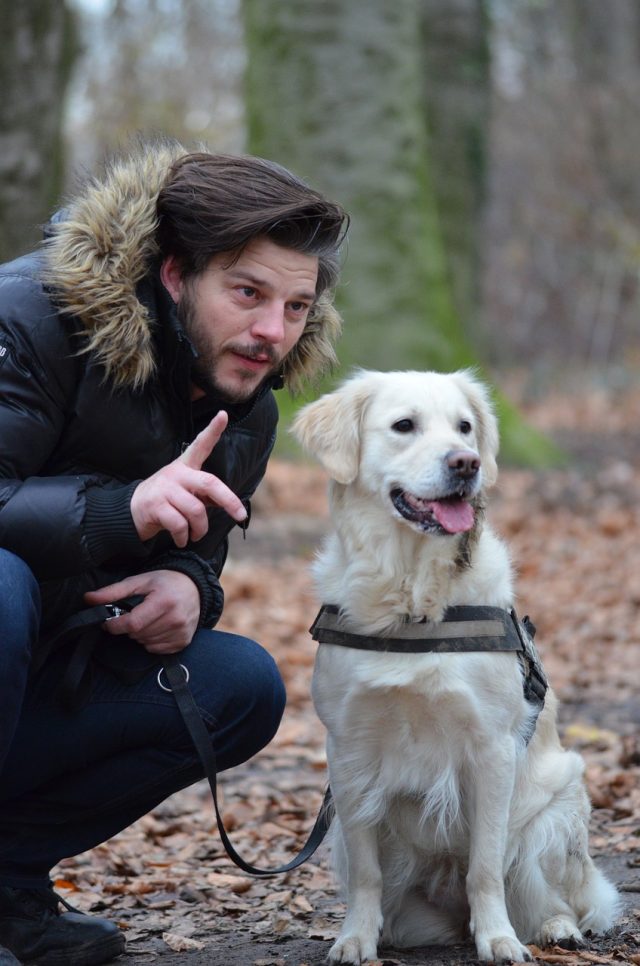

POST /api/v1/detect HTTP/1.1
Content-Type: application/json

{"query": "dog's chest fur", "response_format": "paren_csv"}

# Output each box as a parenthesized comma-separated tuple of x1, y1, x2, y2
(311, 509, 529, 839)
(313, 634, 529, 849)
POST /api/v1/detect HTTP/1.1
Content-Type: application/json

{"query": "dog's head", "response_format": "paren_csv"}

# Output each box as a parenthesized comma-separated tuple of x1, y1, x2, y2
(292, 369, 499, 537)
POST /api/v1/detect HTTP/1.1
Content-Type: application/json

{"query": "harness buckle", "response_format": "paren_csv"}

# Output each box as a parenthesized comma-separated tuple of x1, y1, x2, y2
(511, 609, 548, 706)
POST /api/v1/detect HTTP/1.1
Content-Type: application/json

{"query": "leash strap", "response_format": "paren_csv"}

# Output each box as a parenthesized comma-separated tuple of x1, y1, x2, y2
(161, 655, 333, 876)
(35, 603, 117, 671)
(35, 597, 147, 709)
(40, 600, 333, 876)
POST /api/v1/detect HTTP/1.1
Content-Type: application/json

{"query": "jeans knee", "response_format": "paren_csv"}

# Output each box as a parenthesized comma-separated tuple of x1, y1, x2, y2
(188, 631, 286, 768)
(223, 636, 286, 745)
(248, 645, 287, 745)
(0, 551, 40, 650)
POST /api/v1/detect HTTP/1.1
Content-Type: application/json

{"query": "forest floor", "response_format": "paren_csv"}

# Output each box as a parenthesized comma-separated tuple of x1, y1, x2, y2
(53, 372, 640, 966)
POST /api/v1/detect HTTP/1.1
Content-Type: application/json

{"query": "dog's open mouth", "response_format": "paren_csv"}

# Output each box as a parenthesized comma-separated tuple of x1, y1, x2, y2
(390, 488, 475, 534)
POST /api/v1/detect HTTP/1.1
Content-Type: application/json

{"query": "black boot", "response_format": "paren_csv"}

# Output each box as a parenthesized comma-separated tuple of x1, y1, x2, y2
(0, 885, 125, 966)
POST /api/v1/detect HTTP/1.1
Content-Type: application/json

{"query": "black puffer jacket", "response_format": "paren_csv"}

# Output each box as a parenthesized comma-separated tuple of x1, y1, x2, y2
(0, 143, 341, 630)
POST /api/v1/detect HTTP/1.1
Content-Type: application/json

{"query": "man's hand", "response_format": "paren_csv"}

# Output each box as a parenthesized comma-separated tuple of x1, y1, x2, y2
(130, 411, 247, 547)
(84, 570, 201, 654)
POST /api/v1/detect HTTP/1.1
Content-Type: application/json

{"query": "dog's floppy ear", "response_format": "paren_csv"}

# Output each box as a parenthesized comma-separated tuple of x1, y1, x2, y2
(291, 373, 375, 484)
(454, 370, 499, 488)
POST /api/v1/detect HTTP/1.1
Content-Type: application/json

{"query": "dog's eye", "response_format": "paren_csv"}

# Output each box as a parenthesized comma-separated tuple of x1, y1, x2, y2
(392, 419, 415, 433)
(459, 419, 473, 434)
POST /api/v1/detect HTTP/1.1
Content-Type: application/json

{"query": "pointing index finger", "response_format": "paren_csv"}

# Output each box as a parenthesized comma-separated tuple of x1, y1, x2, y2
(180, 411, 228, 470)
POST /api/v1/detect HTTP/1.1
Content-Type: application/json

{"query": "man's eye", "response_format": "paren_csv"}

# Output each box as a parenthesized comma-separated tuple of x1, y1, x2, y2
(289, 301, 309, 314)
(240, 286, 257, 298)
(392, 418, 415, 433)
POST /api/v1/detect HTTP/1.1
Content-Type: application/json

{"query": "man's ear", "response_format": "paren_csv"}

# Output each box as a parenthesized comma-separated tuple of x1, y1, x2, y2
(291, 373, 375, 484)
(160, 255, 184, 303)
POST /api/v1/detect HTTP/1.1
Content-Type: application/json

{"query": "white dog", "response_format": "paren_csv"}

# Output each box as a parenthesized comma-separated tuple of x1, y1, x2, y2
(292, 370, 619, 965)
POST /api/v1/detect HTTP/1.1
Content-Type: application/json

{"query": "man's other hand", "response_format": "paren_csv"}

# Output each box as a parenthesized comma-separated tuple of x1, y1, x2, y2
(84, 570, 201, 653)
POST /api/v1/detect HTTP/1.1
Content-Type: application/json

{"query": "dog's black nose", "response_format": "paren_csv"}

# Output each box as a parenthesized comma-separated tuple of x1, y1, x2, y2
(446, 449, 480, 479)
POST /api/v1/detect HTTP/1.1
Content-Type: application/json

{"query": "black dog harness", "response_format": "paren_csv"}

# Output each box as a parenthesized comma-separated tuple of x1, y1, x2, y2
(310, 604, 548, 728)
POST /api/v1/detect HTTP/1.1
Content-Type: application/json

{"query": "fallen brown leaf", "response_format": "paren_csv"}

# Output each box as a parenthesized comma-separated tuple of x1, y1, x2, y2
(162, 931, 206, 951)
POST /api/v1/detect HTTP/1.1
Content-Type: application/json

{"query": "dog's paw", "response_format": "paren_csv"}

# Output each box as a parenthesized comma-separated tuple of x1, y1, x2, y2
(328, 933, 379, 965)
(538, 915, 584, 948)
(475, 933, 532, 963)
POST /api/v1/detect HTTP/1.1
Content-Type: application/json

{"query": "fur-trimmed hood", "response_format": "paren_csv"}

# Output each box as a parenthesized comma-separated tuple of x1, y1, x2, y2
(43, 140, 343, 392)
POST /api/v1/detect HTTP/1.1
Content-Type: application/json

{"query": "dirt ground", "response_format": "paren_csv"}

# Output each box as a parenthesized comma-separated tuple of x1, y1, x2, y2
(53, 374, 640, 966)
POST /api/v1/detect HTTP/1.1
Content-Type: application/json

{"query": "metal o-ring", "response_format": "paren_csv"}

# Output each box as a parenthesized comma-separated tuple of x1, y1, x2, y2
(157, 664, 190, 692)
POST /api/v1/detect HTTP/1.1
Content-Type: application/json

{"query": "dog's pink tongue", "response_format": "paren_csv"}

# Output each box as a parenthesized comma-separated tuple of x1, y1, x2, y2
(428, 499, 475, 534)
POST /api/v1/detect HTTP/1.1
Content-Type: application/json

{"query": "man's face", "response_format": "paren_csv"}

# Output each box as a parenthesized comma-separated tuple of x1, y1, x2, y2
(161, 236, 319, 403)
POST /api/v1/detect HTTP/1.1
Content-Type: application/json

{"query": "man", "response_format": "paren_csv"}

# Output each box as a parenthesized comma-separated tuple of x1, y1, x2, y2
(0, 140, 348, 965)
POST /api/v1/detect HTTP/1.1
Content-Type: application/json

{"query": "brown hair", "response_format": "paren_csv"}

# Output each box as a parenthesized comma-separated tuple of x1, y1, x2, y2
(156, 153, 349, 296)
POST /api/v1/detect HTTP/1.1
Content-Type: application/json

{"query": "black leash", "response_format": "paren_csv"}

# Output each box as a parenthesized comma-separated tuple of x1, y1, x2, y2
(40, 598, 333, 876)
(161, 655, 333, 876)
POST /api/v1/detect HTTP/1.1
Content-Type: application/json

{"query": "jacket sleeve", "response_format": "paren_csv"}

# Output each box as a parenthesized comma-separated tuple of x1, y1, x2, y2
(0, 279, 147, 580)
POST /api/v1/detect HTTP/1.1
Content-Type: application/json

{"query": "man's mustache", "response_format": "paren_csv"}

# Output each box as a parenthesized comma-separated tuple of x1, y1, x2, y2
(228, 343, 280, 366)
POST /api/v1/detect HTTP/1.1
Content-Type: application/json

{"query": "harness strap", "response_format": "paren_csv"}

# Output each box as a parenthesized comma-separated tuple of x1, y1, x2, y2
(310, 604, 548, 728)
(310, 604, 525, 654)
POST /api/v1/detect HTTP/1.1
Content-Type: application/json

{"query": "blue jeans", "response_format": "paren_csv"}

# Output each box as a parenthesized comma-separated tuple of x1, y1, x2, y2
(0, 550, 286, 888)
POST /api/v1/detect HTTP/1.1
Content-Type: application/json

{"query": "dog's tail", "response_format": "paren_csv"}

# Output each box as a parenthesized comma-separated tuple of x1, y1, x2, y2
(572, 859, 622, 936)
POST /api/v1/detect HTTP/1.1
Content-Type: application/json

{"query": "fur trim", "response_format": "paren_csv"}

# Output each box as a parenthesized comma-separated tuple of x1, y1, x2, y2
(281, 291, 342, 394)
(43, 140, 342, 392)
(44, 141, 188, 389)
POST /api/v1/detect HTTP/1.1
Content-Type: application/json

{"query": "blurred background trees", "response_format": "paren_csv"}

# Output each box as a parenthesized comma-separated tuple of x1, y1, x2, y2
(485, 0, 640, 372)
(0, 0, 77, 262)
(1, 0, 639, 431)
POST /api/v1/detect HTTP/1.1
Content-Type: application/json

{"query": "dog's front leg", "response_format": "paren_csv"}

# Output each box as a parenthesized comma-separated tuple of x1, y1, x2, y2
(329, 789, 383, 964)
(467, 737, 532, 964)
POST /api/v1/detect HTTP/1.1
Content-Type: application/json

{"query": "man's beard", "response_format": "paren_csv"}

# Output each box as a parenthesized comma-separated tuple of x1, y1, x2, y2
(176, 288, 282, 404)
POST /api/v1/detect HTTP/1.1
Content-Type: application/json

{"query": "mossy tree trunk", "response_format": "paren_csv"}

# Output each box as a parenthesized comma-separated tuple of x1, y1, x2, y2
(420, 0, 490, 350)
(243, 0, 471, 374)
(0, 0, 77, 262)
(242, 0, 559, 464)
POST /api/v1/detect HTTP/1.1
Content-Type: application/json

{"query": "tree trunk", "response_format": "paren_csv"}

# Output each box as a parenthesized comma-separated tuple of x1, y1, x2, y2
(0, 0, 77, 261)
(420, 0, 490, 347)
(243, 0, 472, 374)
(243, 0, 558, 464)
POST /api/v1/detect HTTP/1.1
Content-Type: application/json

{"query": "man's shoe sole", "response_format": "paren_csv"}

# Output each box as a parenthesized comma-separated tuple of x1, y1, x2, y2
(23, 931, 125, 966)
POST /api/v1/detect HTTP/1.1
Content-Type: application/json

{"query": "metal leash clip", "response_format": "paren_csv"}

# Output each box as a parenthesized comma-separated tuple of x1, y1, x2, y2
(104, 604, 127, 620)
(157, 664, 190, 692)
(103, 594, 146, 621)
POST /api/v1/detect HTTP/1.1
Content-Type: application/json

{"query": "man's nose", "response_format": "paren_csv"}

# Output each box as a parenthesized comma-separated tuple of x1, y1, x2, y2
(250, 303, 286, 344)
